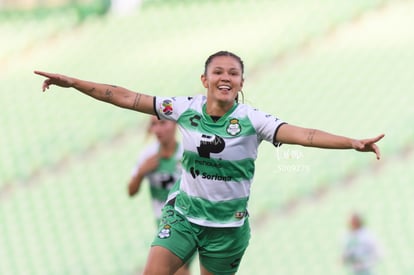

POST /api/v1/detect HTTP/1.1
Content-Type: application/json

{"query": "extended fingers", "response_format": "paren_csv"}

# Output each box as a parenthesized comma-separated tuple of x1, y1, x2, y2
(371, 133, 385, 143)
(42, 79, 50, 92)
(372, 143, 381, 160)
(35, 71, 53, 92)
(361, 134, 384, 149)
(34, 70, 52, 78)
(363, 135, 383, 160)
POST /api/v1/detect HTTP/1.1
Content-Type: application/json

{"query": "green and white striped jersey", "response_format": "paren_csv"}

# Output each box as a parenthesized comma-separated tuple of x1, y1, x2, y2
(155, 95, 285, 227)
(132, 142, 183, 219)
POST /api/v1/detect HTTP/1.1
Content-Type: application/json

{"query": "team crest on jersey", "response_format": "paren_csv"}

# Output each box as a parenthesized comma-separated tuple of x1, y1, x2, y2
(226, 118, 241, 136)
(158, 224, 171, 239)
(160, 99, 173, 116)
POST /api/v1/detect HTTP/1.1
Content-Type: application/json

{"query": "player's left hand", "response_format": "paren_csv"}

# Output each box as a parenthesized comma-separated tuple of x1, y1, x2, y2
(352, 134, 385, 160)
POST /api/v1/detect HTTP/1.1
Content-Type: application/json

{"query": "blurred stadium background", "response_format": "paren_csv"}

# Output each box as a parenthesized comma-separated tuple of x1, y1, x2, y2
(1, 0, 413, 274)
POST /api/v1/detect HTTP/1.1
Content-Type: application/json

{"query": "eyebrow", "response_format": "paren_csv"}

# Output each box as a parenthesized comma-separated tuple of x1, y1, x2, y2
(212, 66, 240, 71)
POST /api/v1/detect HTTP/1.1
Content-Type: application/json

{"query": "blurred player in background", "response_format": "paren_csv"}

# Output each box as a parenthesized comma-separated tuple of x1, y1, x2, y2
(128, 115, 192, 275)
(342, 213, 382, 275)
(35, 50, 384, 275)
(128, 116, 182, 226)
(110, 0, 142, 15)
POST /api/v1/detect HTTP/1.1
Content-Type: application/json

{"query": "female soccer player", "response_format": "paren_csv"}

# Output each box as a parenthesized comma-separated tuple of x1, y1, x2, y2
(128, 116, 192, 275)
(35, 50, 384, 275)
(128, 115, 182, 226)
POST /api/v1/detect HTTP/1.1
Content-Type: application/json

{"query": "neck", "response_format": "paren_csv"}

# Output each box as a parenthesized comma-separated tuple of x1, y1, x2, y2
(206, 99, 235, 117)
(159, 140, 176, 158)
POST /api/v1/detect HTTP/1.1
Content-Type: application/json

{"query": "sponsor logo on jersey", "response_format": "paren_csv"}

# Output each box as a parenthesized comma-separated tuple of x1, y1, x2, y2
(189, 166, 232, 182)
(197, 134, 225, 158)
(190, 167, 200, 178)
(201, 173, 232, 181)
(160, 99, 173, 115)
(226, 118, 241, 136)
(195, 159, 222, 168)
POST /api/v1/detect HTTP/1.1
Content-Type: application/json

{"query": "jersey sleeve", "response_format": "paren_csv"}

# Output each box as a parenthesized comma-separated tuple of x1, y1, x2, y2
(154, 96, 193, 121)
(248, 107, 286, 147)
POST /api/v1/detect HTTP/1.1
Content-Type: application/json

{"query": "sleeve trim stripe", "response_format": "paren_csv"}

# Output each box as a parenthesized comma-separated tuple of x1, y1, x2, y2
(153, 97, 160, 120)
(273, 122, 287, 147)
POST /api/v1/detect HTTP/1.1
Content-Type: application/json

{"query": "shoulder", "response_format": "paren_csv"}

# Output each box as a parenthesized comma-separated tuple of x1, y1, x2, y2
(235, 103, 266, 115)
(182, 94, 206, 107)
(138, 142, 159, 159)
(156, 94, 205, 118)
(235, 103, 280, 123)
(158, 94, 205, 106)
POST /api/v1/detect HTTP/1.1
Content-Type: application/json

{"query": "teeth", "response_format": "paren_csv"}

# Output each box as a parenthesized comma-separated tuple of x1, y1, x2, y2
(218, 85, 231, 90)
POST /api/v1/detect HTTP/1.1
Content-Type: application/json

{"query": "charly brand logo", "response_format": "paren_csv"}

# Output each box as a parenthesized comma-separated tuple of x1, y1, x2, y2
(160, 99, 173, 115)
(189, 114, 201, 127)
(226, 118, 241, 136)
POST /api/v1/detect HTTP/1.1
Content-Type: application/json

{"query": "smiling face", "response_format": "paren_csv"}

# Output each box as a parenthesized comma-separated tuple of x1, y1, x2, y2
(201, 55, 244, 108)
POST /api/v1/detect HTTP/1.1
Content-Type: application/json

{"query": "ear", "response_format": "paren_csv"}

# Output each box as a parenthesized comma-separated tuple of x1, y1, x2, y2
(201, 74, 208, 88)
(240, 78, 244, 88)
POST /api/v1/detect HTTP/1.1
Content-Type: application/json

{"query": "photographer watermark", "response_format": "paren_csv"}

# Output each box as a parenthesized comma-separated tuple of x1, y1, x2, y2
(274, 147, 311, 173)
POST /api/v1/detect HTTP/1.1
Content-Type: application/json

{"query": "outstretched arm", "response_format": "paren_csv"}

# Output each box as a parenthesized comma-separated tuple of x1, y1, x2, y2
(276, 124, 385, 160)
(34, 70, 155, 115)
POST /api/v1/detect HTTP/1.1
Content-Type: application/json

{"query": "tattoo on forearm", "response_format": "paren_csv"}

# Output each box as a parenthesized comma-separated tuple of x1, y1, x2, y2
(105, 89, 113, 101)
(87, 87, 96, 94)
(307, 129, 316, 145)
(133, 94, 142, 110)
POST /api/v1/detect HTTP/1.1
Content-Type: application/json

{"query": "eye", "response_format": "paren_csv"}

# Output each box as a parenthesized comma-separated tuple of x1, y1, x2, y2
(229, 70, 240, 76)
